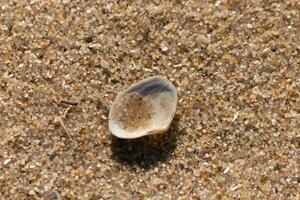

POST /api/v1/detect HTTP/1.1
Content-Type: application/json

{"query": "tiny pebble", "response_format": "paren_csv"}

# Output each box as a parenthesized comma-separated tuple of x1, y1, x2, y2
(223, 167, 230, 174)
(3, 159, 11, 166)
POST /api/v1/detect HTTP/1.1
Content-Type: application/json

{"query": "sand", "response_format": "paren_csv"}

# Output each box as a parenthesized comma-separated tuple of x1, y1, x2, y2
(0, 0, 299, 199)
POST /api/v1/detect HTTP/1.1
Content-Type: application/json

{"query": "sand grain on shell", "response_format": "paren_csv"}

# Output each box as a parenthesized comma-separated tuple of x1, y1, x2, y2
(111, 92, 155, 132)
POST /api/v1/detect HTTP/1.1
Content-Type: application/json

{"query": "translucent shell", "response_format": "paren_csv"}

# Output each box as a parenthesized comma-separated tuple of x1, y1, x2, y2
(109, 76, 177, 139)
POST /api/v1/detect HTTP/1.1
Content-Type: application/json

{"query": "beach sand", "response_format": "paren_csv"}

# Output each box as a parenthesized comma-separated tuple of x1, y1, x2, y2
(0, 0, 299, 199)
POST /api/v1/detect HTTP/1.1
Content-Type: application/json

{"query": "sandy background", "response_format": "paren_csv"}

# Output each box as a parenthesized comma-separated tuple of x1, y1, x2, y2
(0, 0, 299, 199)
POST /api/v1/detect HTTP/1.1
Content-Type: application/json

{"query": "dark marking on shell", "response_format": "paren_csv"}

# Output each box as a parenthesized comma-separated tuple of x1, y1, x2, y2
(127, 77, 173, 96)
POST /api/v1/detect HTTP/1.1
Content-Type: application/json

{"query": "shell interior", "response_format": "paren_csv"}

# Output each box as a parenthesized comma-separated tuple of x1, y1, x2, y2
(109, 76, 177, 139)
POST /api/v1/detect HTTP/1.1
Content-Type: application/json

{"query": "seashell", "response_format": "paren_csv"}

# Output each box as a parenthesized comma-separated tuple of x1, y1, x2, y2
(109, 76, 177, 139)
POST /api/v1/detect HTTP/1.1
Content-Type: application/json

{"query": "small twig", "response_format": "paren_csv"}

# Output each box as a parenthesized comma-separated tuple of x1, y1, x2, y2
(60, 99, 79, 106)
(59, 117, 72, 140)
(53, 96, 60, 104)
(63, 106, 72, 118)
(53, 97, 77, 140)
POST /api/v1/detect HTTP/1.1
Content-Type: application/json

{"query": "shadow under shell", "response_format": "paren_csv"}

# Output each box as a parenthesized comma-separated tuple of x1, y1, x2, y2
(110, 116, 182, 170)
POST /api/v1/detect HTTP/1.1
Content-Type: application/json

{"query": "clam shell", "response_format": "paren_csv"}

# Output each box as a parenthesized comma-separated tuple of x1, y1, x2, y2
(109, 76, 177, 139)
